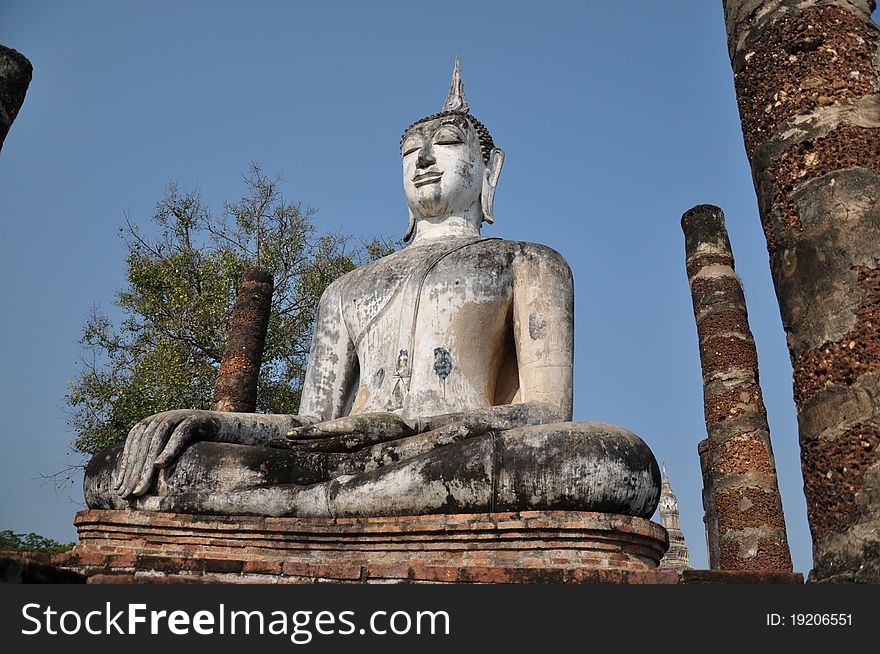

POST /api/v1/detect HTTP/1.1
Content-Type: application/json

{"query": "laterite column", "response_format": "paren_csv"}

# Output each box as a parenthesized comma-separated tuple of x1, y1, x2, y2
(723, 0, 880, 582)
(212, 267, 274, 413)
(683, 204, 792, 573)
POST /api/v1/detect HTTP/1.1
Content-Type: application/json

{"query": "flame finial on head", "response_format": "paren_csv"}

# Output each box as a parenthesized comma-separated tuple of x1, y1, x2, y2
(443, 56, 469, 113)
(401, 56, 495, 165)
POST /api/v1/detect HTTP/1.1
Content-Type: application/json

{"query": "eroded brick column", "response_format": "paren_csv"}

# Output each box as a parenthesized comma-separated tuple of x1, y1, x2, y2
(212, 267, 274, 413)
(698, 438, 720, 568)
(0, 44, 32, 151)
(683, 204, 792, 573)
(723, 0, 880, 582)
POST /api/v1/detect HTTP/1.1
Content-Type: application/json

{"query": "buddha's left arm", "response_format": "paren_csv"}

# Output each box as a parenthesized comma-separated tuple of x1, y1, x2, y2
(511, 243, 574, 421)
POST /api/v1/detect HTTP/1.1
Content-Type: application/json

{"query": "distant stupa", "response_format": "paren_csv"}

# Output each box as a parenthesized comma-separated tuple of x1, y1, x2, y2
(658, 463, 691, 570)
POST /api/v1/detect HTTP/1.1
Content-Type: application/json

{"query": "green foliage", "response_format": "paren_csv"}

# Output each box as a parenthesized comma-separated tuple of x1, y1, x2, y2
(66, 163, 396, 455)
(0, 530, 76, 554)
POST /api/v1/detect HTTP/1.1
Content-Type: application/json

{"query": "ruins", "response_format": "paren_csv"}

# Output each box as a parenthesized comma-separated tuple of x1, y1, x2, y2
(682, 204, 792, 572)
(723, 0, 880, 582)
(211, 267, 274, 414)
(71, 60, 674, 580)
(658, 464, 691, 571)
(15, 3, 875, 583)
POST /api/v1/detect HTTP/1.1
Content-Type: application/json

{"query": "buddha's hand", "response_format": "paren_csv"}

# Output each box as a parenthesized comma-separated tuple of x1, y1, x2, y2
(285, 412, 417, 441)
(114, 409, 219, 499)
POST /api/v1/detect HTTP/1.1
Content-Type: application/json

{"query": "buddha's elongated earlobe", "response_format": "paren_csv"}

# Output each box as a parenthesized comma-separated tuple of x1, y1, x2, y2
(481, 147, 504, 225)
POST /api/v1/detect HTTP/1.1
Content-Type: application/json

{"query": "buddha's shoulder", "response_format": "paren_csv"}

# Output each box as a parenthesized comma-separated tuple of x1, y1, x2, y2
(432, 237, 571, 267)
(327, 238, 570, 291)
(478, 238, 572, 274)
(496, 238, 568, 262)
(321, 249, 407, 294)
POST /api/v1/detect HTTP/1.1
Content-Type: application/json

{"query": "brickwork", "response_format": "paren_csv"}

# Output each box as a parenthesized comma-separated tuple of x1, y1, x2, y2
(723, 0, 880, 582)
(47, 509, 673, 583)
(682, 204, 792, 572)
(3, 507, 806, 584)
(2, 549, 802, 584)
(212, 266, 274, 413)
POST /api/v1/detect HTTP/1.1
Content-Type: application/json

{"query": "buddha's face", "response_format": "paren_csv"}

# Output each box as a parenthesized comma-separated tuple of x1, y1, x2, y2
(401, 115, 484, 221)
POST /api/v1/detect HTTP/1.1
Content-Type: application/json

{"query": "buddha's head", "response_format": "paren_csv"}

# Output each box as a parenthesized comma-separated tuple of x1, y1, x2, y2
(400, 58, 504, 241)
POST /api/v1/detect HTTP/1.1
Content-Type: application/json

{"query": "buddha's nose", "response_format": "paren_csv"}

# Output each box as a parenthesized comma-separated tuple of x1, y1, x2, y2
(416, 143, 435, 168)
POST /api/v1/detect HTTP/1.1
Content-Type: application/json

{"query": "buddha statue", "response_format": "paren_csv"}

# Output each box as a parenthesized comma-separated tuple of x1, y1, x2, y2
(85, 59, 660, 520)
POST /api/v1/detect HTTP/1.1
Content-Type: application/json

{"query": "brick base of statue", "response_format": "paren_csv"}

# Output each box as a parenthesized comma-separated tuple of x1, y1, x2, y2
(60, 509, 670, 583)
(8, 509, 800, 583)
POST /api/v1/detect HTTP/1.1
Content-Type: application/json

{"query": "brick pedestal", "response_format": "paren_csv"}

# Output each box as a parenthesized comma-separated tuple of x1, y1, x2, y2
(64, 509, 670, 583)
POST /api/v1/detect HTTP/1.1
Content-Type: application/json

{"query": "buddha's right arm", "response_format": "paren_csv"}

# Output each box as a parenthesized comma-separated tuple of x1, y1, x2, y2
(298, 278, 359, 421)
(115, 279, 357, 500)
(113, 409, 316, 499)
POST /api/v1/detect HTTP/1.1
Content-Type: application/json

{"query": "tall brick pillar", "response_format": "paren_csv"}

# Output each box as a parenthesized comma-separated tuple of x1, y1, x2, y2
(723, 0, 880, 582)
(212, 267, 274, 413)
(697, 438, 720, 568)
(682, 204, 792, 573)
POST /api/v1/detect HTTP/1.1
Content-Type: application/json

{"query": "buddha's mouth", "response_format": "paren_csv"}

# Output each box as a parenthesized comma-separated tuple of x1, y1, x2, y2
(413, 171, 442, 187)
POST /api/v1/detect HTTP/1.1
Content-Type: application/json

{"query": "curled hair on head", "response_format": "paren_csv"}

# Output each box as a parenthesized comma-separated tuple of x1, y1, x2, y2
(400, 111, 496, 164)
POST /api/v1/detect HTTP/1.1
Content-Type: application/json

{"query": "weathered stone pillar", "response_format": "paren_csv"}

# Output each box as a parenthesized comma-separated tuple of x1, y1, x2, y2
(697, 438, 720, 568)
(723, 0, 880, 582)
(682, 204, 792, 572)
(212, 267, 274, 413)
(0, 44, 32, 152)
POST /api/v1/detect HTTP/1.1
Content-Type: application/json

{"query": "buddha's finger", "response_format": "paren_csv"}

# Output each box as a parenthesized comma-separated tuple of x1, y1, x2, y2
(118, 428, 148, 497)
(285, 425, 330, 439)
(132, 415, 177, 496)
(121, 417, 163, 497)
(115, 420, 146, 490)
(287, 428, 342, 439)
(155, 417, 196, 469)
(115, 422, 145, 492)
(315, 418, 357, 434)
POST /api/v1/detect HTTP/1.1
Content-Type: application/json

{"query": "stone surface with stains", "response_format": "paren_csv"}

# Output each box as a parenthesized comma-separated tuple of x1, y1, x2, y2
(724, 0, 880, 582)
(87, 59, 660, 521)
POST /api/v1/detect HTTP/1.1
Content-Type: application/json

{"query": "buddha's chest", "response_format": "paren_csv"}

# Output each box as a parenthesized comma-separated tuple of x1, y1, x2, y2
(339, 244, 515, 351)
(340, 243, 516, 416)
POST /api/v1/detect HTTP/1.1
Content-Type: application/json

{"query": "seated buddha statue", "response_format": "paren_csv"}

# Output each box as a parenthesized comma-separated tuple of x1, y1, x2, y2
(85, 59, 660, 520)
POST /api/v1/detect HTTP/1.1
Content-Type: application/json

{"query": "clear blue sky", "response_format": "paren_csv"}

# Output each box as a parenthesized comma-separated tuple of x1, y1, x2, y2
(4, 1, 872, 574)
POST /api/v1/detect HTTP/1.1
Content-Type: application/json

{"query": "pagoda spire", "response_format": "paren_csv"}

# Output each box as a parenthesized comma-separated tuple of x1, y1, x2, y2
(658, 464, 691, 570)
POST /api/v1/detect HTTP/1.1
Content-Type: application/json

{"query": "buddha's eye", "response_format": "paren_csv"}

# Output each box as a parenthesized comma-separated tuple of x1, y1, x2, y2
(402, 138, 421, 156)
(433, 127, 463, 145)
